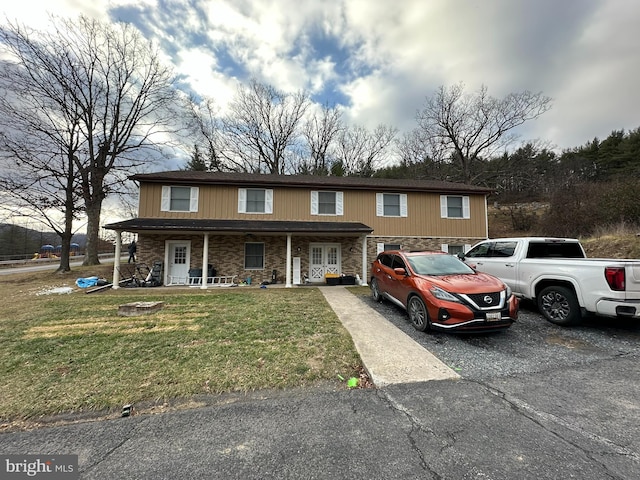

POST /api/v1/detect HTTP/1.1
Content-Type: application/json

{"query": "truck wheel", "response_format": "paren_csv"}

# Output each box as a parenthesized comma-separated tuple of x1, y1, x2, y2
(537, 286, 582, 326)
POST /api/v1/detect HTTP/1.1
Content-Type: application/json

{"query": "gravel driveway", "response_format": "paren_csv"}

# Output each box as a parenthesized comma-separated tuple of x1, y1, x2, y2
(359, 295, 640, 381)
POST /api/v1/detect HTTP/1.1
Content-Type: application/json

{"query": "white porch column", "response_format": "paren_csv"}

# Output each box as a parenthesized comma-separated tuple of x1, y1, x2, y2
(201, 233, 209, 290)
(285, 234, 292, 288)
(360, 235, 368, 286)
(112, 231, 122, 290)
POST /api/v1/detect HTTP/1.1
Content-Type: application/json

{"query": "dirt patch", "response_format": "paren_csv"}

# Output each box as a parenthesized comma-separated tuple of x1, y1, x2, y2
(545, 334, 596, 352)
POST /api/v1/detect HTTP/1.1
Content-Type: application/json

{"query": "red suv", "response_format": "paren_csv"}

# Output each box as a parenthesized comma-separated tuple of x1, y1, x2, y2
(370, 250, 518, 333)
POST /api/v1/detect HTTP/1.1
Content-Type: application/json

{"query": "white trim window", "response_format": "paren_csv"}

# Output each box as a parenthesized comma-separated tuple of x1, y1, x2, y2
(161, 186, 199, 212)
(441, 244, 470, 255)
(376, 193, 407, 217)
(311, 191, 343, 216)
(238, 188, 273, 214)
(244, 242, 265, 270)
(440, 195, 470, 219)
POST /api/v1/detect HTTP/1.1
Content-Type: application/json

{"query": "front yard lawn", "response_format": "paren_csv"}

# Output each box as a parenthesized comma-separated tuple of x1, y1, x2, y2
(0, 267, 362, 429)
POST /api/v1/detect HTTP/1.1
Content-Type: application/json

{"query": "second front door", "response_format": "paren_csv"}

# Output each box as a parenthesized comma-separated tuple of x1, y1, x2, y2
(309, 243, 341, 282)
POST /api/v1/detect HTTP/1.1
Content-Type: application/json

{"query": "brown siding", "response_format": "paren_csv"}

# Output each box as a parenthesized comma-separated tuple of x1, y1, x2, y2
(138, 183, 487, 239)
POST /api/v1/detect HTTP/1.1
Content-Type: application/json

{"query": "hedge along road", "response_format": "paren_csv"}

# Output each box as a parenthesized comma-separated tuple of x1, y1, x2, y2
(359, 293, 640, 381)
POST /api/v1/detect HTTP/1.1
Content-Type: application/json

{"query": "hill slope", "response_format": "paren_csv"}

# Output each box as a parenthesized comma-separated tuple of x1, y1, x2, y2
(487, 205, 640, 259)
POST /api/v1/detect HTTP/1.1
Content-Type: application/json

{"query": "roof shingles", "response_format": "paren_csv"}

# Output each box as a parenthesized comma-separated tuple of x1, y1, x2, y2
(131, 171, 492, 194)
(104, 218, 373, 234)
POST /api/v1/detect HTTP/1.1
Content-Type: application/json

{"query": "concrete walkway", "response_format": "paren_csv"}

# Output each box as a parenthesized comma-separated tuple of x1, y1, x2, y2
(319, 286, 459, 386)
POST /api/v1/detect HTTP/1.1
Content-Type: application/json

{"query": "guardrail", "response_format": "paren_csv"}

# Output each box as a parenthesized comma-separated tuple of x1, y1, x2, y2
(0, 253, 117, 269)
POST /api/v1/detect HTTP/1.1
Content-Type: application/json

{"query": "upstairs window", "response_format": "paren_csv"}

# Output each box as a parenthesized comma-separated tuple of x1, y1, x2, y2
(440, 195, 470, 219)
(376, 193, 407, 217)
(238, 188, 273, 214)
(311, 191, 343, 216)
(161, 186, 199, 212)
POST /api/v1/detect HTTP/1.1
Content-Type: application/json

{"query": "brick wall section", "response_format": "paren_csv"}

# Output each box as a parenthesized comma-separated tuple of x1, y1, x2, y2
(137, 233, 479, 284)
(366, 236, 477, 279)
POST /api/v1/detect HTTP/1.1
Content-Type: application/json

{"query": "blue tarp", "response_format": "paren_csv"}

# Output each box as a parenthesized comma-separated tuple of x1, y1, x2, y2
(76, 276, 99, 288)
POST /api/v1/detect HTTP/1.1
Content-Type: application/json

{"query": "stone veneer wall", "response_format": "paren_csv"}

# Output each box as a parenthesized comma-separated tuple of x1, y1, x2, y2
(137, 233, 365, 285)
(364, 236, 479, 280)
(136, 233, 480, 284)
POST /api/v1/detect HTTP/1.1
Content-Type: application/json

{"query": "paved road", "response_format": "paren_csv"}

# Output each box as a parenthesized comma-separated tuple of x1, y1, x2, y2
(0, 256, 120, 275)
(1, 294, 639, 479)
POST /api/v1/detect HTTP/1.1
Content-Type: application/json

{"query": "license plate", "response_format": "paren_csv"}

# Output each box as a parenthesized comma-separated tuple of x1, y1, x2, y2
(486, 312, 502, 322)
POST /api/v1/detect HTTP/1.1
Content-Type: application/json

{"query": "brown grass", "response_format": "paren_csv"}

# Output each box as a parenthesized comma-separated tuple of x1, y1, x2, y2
(488, 204, 640, 258)
(0, 264, 363, 430)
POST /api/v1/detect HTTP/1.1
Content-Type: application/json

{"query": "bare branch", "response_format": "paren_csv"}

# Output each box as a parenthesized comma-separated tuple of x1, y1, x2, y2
(415, 83, 552, 183)
(0, 14, 180, 266)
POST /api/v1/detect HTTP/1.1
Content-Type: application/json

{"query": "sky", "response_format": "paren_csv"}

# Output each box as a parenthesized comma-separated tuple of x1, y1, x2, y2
(2, 0, 640, 155)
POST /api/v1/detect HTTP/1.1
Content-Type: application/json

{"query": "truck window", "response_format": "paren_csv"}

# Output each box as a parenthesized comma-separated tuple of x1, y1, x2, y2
(526, 242, 585, 258)
(465, 242, 492, 258)
(490, 241, 517, 257)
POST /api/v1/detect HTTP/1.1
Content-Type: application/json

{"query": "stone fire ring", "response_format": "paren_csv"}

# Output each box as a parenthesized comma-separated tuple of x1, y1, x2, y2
(118, 301, 164, 317)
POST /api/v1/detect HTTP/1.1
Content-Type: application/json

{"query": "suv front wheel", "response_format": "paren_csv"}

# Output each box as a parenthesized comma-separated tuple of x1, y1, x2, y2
(371, 278, 383, 303)
(408, 295, 431, 332)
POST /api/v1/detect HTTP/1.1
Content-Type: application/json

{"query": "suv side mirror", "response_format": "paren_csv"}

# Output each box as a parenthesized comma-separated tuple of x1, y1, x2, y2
(393, 267, 408, 276)
(457, 252, 466, 260)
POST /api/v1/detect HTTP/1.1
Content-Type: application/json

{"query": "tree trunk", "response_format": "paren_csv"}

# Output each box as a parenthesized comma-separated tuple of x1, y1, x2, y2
(56, 229, 73, 273)
(56, 151, 76, 272)
(82, 200, 102, 266)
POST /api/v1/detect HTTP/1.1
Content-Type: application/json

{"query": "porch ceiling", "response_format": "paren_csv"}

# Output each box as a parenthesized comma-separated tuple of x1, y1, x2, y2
(104, 218, 373, 235)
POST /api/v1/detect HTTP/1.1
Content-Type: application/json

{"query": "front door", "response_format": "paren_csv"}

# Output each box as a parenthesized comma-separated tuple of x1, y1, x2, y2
(309, 243, 340, 282)
(166, 241, 191, 285)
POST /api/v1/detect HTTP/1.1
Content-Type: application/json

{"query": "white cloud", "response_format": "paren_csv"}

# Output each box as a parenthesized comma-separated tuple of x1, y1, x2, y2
(2, 0, 640, 153)
(175, 47, 236, 103)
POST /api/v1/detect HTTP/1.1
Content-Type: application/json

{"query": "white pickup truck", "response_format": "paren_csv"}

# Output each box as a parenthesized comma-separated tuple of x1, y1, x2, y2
(458, 237, 640, 326)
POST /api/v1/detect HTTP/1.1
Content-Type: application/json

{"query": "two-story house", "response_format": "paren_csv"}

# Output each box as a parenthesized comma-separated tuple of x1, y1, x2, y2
(104, 171, 492, 288)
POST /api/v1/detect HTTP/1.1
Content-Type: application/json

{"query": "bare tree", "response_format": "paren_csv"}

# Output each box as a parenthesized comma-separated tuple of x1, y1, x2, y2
(395, 129, 452, 181)
(0, 141, 82, 271)
(332, 124, 398, 176)
(415, 83, 552, 184)
(224, 79, 310, 174)
(0, 15, 179, 265)
(0, 21, 85, 271)
(185, 97, 229, 171)
(300, 103, 343, 175)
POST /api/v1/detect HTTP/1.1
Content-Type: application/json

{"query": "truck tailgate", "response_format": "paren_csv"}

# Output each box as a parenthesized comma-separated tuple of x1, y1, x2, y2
(628, 264, 640, 295)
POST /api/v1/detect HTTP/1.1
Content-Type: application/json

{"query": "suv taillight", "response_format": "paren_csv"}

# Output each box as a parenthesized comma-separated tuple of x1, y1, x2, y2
(605, 267, 625, 291)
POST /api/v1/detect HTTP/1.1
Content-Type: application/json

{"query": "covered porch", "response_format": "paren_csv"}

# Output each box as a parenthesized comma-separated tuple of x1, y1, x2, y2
(104, 219, 373, 290)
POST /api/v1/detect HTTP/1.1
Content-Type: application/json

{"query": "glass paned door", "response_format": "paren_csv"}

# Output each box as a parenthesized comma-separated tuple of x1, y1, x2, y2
(309, 243, 341, 282)
(166, 241, 190, 284)
(325, 246, 339, 274)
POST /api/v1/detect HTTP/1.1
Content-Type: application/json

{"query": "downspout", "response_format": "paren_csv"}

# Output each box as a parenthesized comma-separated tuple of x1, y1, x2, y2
(201, 233, 209, 289)
(484, 194, 489, 239)
(112, 231, 122, 290)
(285, 234, 292, 288)
(360, 235, 368, 286)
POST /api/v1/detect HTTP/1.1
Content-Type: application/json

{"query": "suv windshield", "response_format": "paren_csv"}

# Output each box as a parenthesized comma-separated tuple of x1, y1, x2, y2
(407, 254, 475, 276)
